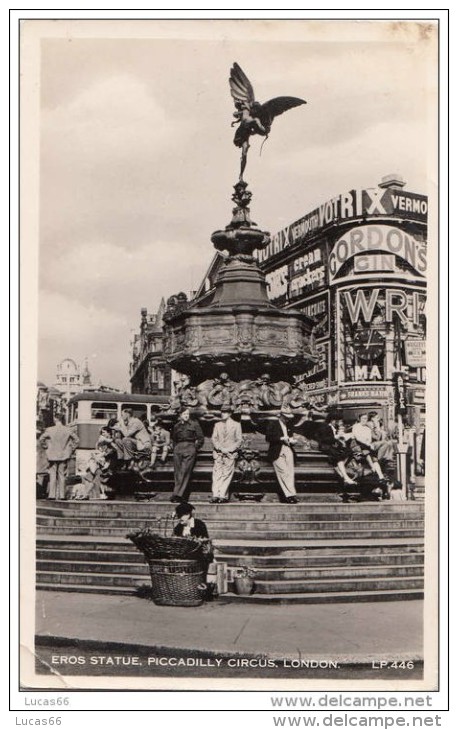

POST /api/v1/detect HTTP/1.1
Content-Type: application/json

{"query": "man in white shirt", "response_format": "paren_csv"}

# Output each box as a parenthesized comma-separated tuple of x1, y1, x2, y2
(210, 405, 243, 503)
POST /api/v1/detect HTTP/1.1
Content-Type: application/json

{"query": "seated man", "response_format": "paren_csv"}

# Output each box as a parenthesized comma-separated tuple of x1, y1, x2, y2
(149, 416, 171, 467)
(76, 450, 108, 500)
(351, 413, 386, 482)
(113, 408, 151, 468)
(96, 426, 118, 472)
(368, 412, 394, 463)
(317, 414, 357, 487)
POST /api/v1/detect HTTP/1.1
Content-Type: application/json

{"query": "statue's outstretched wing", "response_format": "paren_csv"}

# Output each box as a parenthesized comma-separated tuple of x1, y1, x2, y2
(229, 63, 255, 107)
(260, 96, 306, 126)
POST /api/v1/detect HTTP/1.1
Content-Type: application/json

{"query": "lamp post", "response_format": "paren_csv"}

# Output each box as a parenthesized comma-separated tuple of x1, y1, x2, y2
(393, 370, 409, 499)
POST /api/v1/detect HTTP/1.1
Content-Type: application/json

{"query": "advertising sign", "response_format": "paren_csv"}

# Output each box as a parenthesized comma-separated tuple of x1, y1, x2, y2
(393, 370, 408, 416)
(298, 291, 330, 340)
(265, 264, 288, 299)
(341, 287, 425, 328)
(288, 244, 327, 298)
(257, 187, 427, 264)
(405, 339, 426, 367)
(302, 341, 330, 385)
(339, 385, 392, 401)
(329, 225, 427, 281)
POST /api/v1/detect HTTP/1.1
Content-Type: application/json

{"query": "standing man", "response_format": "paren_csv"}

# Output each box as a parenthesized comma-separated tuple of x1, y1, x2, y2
(39, 414, 79, 500)
(210, 405, 243, 503)
(265, 405, 299, 504)
(114, 408, 151, 468)
(171, 408, 204, 502)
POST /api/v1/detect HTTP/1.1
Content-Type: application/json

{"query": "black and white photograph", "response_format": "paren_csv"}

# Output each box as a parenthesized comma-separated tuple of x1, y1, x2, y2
(17, 15, 441, 696)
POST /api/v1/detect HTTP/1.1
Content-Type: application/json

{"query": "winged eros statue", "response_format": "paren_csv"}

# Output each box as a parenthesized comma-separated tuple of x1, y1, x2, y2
(229, 62, 306, 181)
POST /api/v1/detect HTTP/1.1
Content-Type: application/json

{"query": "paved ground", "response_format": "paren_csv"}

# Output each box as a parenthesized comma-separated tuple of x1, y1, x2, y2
(33, 590, 423, 680)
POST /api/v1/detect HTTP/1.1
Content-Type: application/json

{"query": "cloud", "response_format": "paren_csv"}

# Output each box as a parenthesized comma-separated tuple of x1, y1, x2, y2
(40, 74, 189, 245)
(40, 238, 209, 318)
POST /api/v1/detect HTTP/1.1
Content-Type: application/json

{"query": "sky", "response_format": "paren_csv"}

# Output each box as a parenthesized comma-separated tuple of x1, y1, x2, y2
(35, 19, 437, 390)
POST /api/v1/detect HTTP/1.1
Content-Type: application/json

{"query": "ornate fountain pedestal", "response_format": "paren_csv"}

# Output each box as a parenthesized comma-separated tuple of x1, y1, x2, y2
(164, 181, 316, 410)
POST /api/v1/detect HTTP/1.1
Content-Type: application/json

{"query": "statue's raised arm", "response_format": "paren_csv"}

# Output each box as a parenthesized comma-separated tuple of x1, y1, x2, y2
(229, 62, 306, 181)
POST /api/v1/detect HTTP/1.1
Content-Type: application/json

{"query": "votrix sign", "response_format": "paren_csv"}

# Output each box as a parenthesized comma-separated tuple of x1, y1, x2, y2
(257, 187, 427, 263)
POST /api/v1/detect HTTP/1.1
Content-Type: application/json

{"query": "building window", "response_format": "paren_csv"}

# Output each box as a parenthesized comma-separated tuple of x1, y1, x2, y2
(158, 370, 165, 389)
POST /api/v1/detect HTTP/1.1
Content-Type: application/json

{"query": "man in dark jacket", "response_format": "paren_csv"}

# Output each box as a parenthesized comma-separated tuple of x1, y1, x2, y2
(171, 408, 204, 502)
(265, 405, 299, 503)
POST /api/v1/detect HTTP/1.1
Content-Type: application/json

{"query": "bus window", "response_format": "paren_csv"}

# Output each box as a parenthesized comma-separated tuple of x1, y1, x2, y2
(121, 403, 147, 420)
(69, 402, 78, 423)
(91, 402, 118, 420)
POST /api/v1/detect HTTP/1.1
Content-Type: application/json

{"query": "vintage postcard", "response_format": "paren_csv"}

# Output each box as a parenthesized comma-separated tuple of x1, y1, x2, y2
(18, 16, 441, 696)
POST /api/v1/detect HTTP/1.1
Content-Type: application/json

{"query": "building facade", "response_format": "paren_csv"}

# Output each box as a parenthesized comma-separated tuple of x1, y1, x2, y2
(130, 299, 172, 396)
(53, 357, 92, 401)
(196, 175, 427, 429)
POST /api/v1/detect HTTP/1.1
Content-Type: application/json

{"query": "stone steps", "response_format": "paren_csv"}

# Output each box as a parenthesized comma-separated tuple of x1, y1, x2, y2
(37, 513, 423, 529)
(35, 582, 423, 604)
(36, 501, 424, 542)
(37, 525, 424, 540)
(212, 537, 425, 553)
(252, 575, 424, 595)
(220, 588, 424, 605)
(37, 502, 422, 518)
(36, 568, 423, 596)
(35, 499, 424, 603)
(36, 557, 423, 581)
(36, 545, 423, 569)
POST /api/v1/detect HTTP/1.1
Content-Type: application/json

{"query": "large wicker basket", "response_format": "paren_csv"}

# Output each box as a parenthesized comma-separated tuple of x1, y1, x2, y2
(128, 530, 208, 561)
(147, 558, 207, 607)
(127, 530, 210, 607)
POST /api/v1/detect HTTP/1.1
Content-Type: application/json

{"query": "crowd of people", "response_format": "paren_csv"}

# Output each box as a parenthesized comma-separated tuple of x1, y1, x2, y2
(317, 411, 399, 501)
(37, 404, 405, 504)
